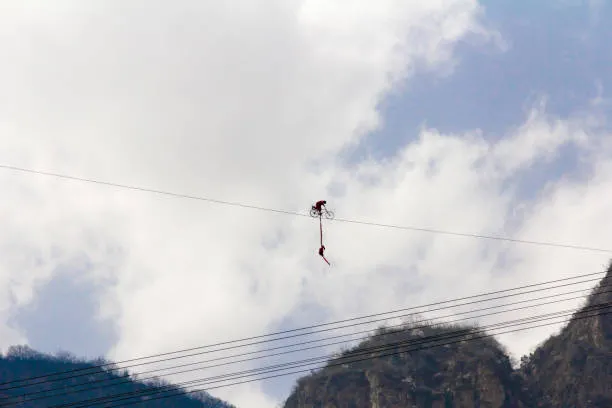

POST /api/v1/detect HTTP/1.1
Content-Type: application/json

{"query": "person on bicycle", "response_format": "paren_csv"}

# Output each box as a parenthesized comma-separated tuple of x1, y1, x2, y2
(313, 200, 327, 214)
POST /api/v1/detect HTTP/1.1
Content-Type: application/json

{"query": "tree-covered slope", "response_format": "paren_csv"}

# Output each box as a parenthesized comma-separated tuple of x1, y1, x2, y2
(0, 346, 234, 408)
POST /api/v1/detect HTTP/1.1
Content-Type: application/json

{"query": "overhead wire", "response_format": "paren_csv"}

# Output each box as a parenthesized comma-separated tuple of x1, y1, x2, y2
(51, 303, 612, 408)
(1, 163, 611, 254)
(0, 271, 605, 392)
(4, 280, 612, 407)
(79, 305, 612, 408)
(5, 282, 612, 407)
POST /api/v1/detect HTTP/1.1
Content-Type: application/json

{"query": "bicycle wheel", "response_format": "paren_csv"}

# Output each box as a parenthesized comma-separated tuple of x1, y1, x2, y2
(323, 209, 335, 220)
(309, 208, 320, 218)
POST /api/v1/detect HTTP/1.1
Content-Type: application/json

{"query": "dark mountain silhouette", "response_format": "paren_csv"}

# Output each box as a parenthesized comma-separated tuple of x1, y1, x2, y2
(519, 263, 612, 407)
(283, 262, 612, 407)
(0, 346, 234, 408)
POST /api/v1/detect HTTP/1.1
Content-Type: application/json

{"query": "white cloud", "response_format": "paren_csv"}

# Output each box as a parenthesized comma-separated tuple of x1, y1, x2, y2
(2, 1, 612, 407)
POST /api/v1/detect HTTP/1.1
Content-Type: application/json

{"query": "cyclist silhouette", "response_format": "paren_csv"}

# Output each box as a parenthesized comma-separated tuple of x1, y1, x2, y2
(313, 200, 327, 214)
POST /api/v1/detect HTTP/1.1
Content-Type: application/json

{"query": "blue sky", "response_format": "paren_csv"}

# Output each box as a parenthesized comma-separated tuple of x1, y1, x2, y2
(353, 0, 610, 157)
(4, 0, 612, 406)
(10, 268, 117, 359)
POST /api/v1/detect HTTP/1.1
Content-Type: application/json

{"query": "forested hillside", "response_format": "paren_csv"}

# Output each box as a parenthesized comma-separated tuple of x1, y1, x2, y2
(0, 346, 234, 408)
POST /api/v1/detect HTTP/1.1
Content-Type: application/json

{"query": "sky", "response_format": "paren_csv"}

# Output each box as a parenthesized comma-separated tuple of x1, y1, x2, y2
(1, 0, 612, 407)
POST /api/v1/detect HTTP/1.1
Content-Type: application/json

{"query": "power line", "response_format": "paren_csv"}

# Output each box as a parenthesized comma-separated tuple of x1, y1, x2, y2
(40, 306, 593, 408)
(5, 278, 608, 403)
(56, 304, 612, 408)
(0, 272, 607, 391)
(0, 270, 605, 391)
(77, 305, 612, 408)
(5, 274, 611, 403)
(6, 282, 611, 407)
(1, 163, 611, 254)
(0, 164, 299, 217)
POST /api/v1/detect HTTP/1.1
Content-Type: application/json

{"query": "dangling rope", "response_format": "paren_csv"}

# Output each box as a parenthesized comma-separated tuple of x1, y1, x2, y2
(318, 212, 330, 266)
(320, 214, 323, 247)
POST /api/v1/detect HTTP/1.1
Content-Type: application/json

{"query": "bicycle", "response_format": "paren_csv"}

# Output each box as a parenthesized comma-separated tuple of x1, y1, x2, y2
(309, 206, 335, 220)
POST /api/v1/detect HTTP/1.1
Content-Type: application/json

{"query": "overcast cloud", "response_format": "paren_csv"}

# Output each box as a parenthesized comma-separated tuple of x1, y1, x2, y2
(1, 1, 612, 407)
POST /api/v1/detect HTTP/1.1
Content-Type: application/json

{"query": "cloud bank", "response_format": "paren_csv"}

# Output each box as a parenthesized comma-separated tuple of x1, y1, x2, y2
(2, 1, 612, 406)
